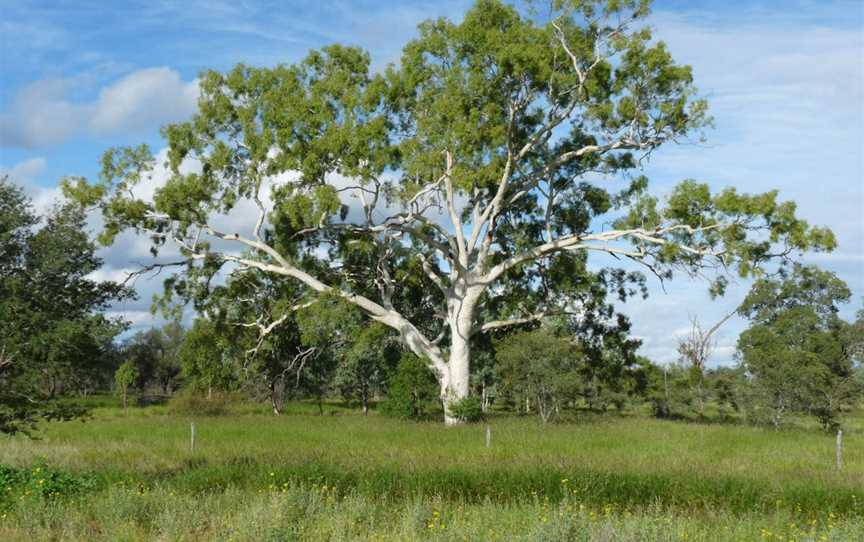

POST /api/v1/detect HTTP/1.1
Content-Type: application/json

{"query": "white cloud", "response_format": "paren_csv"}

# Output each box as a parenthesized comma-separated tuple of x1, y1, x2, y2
(1, 156, 46, 181)
(0, 78, 84, 147)
(90, 68, 199, 134)
(0, 156, 62, 213)
(0, 68, 199, 148)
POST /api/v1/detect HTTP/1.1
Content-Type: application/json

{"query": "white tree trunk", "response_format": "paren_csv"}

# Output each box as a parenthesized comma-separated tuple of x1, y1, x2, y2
(441, 287, 480, 425)
(443, 335, 471, 425)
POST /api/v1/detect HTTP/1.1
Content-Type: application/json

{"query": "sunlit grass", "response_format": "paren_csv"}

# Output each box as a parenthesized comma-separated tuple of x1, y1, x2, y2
(0, 402, 861, 540)
(0, 483, 861, 541)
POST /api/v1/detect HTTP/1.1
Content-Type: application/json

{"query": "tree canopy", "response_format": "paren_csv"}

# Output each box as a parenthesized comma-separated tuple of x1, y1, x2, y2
(0, 177, 131, 434)
(737, 265, 860, 430)
(65, 0, 836, 424)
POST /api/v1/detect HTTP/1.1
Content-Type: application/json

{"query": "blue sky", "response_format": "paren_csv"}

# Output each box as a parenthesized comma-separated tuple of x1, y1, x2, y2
(2, 0, 862, 365)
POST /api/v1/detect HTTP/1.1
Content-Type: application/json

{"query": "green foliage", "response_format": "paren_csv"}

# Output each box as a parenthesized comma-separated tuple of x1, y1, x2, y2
(446, 395, 485, 423)
(739, 264, 851, 324)
(333, 323, 399, 414)
(178, 319, 237, 394)
(380, 354, 440, 419)
(616, 181, 836, 296)
(495, 328, 582, 422)
(205, 269, 310, 412)
(737, 265, 860, 430)
(157, 323, 185, 391)
(114, 361, 139, 409)
(644, 362, 743, 421)
(119, 322, 185, 394)
(0, 177, 129, 434)
(0, 464, 96, 506)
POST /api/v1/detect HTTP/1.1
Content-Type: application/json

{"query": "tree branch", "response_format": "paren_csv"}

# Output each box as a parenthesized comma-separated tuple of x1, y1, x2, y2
(483, 223, 729, 284)
(475, 312, 546, 335)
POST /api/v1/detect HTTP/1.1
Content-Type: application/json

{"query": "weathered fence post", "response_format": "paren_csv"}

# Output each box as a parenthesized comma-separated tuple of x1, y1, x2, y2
(485, 424, 491, 448)
(191, 421, 196, 452)
(836, 429, 843, 470)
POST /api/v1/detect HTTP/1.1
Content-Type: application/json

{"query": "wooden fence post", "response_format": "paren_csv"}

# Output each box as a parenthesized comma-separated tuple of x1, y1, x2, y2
(836, 429, 842, 470)
(485, 424, 491, 448)
(191, 421, 196, 452)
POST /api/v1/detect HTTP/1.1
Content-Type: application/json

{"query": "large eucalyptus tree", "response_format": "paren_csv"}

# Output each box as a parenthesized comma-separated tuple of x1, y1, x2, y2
(66, 0, 835, 423)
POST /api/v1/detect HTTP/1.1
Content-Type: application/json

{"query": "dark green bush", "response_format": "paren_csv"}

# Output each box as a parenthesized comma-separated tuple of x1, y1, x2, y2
(447, 395, 485, 422)
(380, 354, 440, 420)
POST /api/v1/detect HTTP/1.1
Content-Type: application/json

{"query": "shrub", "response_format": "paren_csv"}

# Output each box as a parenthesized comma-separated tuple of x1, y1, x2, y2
(380, 354, 440, 420)
(0, 464, 96, 504)
(447, 395, 485, 423)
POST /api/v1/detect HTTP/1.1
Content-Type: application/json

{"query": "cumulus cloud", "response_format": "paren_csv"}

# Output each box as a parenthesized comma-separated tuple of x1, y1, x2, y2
(0, 67, 199, 148)
(0, 156, 64, 213)
(89, 68, 199, 134)
(0, 78, 83, 148)
(1, 156, 46, 181)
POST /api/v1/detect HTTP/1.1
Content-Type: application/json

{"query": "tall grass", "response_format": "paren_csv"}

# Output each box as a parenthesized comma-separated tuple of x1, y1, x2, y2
(1, 483, 861, 541)
(0, 403, 861, 539)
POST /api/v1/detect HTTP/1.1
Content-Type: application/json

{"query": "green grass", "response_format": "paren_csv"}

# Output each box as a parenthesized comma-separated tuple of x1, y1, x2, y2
(0, 402, 861, 540)
(2, 483, 861, 541)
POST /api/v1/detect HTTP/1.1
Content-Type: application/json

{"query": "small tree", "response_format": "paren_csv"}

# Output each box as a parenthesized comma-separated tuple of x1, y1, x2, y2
(208, 269, 308, 415)
(469, 348, 498, 413)
(154, 322, 184, 394)
(846, 308, 864, 410)
(707, 366, 744, 420)
(496, 328, 581, 423)
(179, 319, 235, 399)
(114, 360, 139, 409)
(738, 265, 859, 430)
(333, 323, 399, 415)
(380, 353, 440, 420)
(121, 323, 185, 394)
(292, 294, 358, 414)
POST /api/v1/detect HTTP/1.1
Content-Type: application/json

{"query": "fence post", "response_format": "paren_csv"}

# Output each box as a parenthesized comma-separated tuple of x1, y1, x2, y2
(485, 424, 491, 448)
(836, 429, 843, 470)
(191, 421, 196, 453)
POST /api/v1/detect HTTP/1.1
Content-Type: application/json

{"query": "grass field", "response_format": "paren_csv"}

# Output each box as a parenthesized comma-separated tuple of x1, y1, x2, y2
(0, 401, 861, 541)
